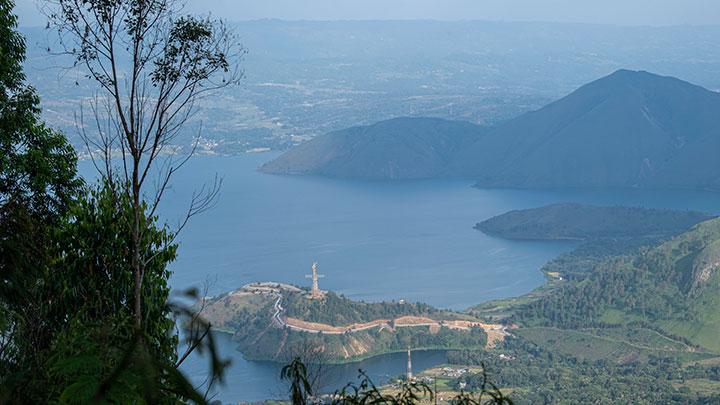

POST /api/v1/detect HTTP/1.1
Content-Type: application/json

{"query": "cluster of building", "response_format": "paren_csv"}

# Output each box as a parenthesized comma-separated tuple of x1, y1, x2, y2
(436, 367, 470, 378)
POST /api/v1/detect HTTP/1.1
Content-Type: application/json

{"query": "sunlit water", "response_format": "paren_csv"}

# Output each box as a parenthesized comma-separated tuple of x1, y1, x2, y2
(80, 153, 720, 403)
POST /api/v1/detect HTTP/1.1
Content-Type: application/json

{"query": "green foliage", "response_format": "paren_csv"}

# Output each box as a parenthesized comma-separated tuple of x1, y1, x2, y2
(280, 357, 512, 405)
(1, 180, 202, 402)
(56, 183, 178, 363)
(153, 16, 231, 84)
(284, 291, 444, 326)
(281, 358, 314, 404)
(1, 0, 228, 402)
(513, 217, 720, 352)
(0, 0, 80, 218)
(0, 0, 82, 400)
(448, 338, 720, 404)
(477, 204, 713, 242)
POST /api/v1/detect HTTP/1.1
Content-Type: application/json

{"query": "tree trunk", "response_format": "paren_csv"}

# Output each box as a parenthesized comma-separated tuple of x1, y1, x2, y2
(133, 163, 142, 329)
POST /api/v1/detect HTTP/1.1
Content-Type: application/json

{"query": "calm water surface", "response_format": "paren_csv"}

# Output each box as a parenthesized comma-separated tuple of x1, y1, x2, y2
(83, 153, 720, 403)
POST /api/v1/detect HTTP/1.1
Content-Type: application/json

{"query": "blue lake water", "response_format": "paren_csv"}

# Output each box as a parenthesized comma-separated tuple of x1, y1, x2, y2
(81, 153, 720, 403)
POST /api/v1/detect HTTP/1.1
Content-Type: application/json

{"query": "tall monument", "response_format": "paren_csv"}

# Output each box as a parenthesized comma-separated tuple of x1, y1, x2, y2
(305, 262, 325, 299)
(406, 347, 413, 381)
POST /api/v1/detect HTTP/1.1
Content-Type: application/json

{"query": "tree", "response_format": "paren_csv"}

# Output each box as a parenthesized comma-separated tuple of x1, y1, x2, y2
(41, 0, 244, 399)
(280, 358, 513, 405)
(1, 0, 237, 400)
(0, 0, 81, 398)
(46, 181, 223, 403)
(45, 0, 244, 331)
(0, 0, 79, 218)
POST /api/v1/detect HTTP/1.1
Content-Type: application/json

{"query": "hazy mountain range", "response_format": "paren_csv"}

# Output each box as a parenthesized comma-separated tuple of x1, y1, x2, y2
(20, 21, 720, 155)
(263, 70, 720, 190)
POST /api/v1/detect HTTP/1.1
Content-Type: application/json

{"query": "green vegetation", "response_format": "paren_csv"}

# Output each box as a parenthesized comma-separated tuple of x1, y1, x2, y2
(513, 327, 710, 363)
(464, 214, 720, 404)
(476, 203, 713, 241)
(448, 338, 720, 404)
(3, 0, 720, 401)
(0, 0, 238, 402)
(284, 291, 466, 326)
(207, 289, 488, 363)
(512, 218, 720, 352)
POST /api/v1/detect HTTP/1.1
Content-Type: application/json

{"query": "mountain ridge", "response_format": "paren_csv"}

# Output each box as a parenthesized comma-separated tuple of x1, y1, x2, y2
(260, 117, 486, 180)
(262, 70, 720, 189)
(455, 69, 720, 188)
(475, 203, 716, 241)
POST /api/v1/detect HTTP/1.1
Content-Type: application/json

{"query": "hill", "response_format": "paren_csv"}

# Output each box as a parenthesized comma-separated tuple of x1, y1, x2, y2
(263, 70, 720, 189)
(476, 203, 715, 241)
(202, 283, 500, 363)
(455, 70, 720, 189)
(484, 217, 720, 353)
(260, 117, 485, 180)
(458, 217, 720, 402)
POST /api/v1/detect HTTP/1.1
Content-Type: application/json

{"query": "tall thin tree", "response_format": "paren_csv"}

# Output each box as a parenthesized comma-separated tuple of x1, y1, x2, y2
(44, 0, 244, 331)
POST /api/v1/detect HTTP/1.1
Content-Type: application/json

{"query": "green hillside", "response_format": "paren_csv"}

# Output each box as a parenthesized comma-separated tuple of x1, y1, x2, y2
(512, 217, 720, 352)
(457, 218, 720, 403)
(202, 287, 488, 363)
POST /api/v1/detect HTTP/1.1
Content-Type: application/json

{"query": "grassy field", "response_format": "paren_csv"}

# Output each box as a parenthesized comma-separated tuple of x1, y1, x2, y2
(672, 379, 720, 396)
(515, 327, 714, 364)
(597, 282, 720, 354)
(661, 276, 720, 353)
(467, 282, 559, 320)
(587, 327, 694, 352)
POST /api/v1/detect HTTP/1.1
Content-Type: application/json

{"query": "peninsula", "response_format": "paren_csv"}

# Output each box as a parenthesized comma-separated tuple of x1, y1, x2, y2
(201, 279, 506, 363)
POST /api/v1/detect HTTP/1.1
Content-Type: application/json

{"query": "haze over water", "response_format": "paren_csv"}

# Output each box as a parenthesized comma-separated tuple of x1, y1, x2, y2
(85, 152, 720, 402)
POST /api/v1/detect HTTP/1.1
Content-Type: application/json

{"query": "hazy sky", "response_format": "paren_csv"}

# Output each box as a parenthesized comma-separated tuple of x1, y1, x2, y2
(14, 0, 720, 27)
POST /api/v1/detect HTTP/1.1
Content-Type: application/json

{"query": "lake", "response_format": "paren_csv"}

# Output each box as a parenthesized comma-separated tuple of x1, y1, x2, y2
(83, 153, 720, 403)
